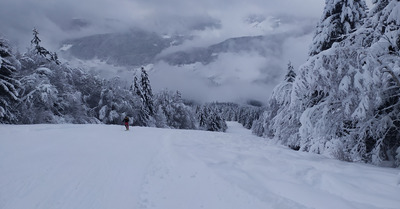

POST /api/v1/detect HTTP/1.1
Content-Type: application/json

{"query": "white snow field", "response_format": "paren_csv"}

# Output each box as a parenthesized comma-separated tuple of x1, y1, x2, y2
(1, 122, 399, 209)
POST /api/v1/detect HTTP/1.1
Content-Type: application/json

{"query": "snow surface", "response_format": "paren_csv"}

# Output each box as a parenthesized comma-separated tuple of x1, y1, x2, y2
(0, 122, 399, 209)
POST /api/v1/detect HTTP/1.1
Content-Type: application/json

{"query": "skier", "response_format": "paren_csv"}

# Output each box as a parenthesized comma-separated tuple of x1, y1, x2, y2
(123, 116, 130, 131)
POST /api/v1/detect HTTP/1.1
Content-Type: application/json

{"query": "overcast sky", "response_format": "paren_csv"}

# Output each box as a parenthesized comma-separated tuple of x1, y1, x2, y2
(0, 0, 326, 49)
(0, 0, 374, 103)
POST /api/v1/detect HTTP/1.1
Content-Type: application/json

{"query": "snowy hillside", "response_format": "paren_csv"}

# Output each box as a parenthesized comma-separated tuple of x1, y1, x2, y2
(1, 122, 399, 209)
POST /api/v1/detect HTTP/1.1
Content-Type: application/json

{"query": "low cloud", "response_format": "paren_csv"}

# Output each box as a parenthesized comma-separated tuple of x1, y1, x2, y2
(150, 51, 285, 103)
(0, 0, 325, 50)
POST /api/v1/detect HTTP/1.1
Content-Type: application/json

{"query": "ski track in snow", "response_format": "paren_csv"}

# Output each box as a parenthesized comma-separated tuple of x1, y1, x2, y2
(0, 122, 399, 209)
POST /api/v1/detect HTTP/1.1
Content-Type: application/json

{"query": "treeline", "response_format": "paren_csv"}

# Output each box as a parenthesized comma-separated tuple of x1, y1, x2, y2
(0, 29, 260, 132)
(203, 102, 263, 129)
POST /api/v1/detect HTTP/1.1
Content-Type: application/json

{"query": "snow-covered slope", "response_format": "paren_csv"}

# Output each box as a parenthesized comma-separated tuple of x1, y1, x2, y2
(0, 122, 399, 209)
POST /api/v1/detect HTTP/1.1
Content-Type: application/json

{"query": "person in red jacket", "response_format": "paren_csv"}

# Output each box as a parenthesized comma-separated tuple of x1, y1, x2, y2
(123, 116, 129, 131)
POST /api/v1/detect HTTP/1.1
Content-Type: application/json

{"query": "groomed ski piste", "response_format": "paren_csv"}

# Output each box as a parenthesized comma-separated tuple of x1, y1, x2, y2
(1, 122, 399, 209)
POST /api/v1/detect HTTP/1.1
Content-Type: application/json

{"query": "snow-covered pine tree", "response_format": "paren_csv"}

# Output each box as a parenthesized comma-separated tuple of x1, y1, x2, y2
(358, 0, 400, 166)
(281, 0, 369, 156)
(372, 0, 390, 12)
(154, 105, 168, 128)
(50, 52, 61, 65)
(17, 67, 61, 123)
(30, 28, 41, 49)
(140, 67, 154, 116)
(0, 37, 20, 123)
(309, 0, 368, 56)
(208, 110, 228, 132)
(196, 104, 227, 132)
(30, 28, 60, 65)
(31, 28, 50, 57)
(254, 61, 299, 146)
(132, 67, 154, 125)
(97, 77, 140, 125)
(277, 0, 400, 166)
(54, 66, 102, 123)
(285, 61, 296, 82)
(154, 90, 196, 129)
(196, 105, 208, 128)
(369, 0, 390, 35)
(236, 105, 262, 129)
(17, 32, 105, 124)
(133, 75, 143, 100)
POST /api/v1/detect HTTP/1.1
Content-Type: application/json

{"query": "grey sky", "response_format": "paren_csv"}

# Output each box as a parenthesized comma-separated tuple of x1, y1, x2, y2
(0, 0, 325, 49)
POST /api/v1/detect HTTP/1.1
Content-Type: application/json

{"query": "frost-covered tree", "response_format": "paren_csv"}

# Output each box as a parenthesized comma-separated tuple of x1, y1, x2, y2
(369, 0, 390, 34)
(196, 104, 227, 132)
(30, 28, 60, 65)
(30, 28, 41, 49)
(253, 61, 299, 145)
(133, 76, 142, 99)
(1, 33, 206, 129)
(208, 110, 228, 132)
(133, 67, 155, 122)
(57, 67, 102, 123)
(362, 0, 400, 166)
(197, 102, 262, 132)
(258, 0, 400, 166)
(309, 0, 368, 56)
(285, 61, 296, 82)
(31, 28, 50, 57)
(140, 67, 154, 116)
(0, 37, 20, 123)
(154, 90, 196, 129)
(97, 77, 140, 125)
(15, 36, 105, 124)
(17, 66, 61, 123)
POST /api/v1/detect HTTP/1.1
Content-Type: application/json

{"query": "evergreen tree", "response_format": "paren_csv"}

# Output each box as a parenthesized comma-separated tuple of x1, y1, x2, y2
(364, 0, 400, 166)
(96, 77, 140, 125)
(133, 76, 143, 100)
(369, 0, 390, 34)
(263, 0, 400, 166)
(154, 90, 196, 129)
(140, 67, 154, 116)
(31, 28, 49, 57)
(132, 67, 155, 125)
(372, 0, 389, 13)
(196, 104, 227, 132)
(254, 61, 298, 144)
(50, 52, 61, 65)
(16, 36, 103, 124)
(0, 37, 20, 123)
(17, 66, 61, 123)
(30, 28, 41, 49)
(309, 0, 368, 56)
(285, 61, 296, 82)
(30, 28, 60, 65)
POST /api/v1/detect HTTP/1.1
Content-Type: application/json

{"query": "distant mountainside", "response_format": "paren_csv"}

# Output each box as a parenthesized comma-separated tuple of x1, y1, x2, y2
(60, 29, 186, 66)
(59, 14, 317, 68)
(159, 35, 286, 66)
(61, 29, 288, 67)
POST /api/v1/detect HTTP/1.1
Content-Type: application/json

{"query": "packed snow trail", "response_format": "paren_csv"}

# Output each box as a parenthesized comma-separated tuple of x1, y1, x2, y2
(0, 123, 399, 209)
